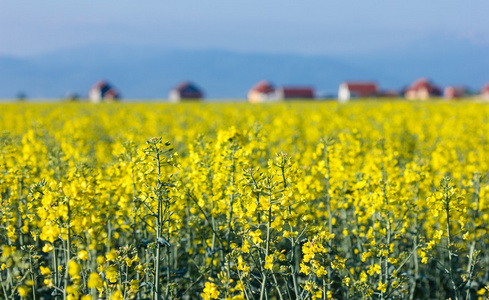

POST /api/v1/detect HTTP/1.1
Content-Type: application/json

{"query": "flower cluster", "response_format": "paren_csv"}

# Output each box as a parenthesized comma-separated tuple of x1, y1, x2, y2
(0, 101, 489, 299)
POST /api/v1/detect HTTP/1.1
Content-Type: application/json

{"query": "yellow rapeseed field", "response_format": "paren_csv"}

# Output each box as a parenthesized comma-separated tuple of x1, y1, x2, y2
(1, 101, 489, 300)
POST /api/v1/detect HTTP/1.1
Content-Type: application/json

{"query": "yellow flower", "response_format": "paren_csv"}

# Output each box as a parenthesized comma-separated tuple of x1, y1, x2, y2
(87, 272, 103, 289)
(18, 286, 30, 297)
(264, 255, 273, 270)
(42, 243, 54, 253)
(40, 266, 51, 275)
(271, 216, 284, 229)
(378, 281, 387, 293)
(300, 262, 311, 275)
(315, 265, 327, 277)
(135, 264, 144, 273)
(130, 279, 139, 291)
(388, 257, 398, 264)
(44, 278, 54, 288)
(312, 290, 322, 300)
(78, 250, 89, 260)
(302, 215, 313, 223)
(201, 281, 220, 300)
(68, 260, 81, 279)
(235, 281, 244, 291)
(237, 256, 250, 272)
(249, 230, 262, 244)
(241, 240, 250, 253)
(39, 225, 60, 243)
(327, 290, 333, 299)
(367, 264, 381, 276)
(1, 246, 15, 258)
(362, 252, 372, 262)
(106, 249, 117, 261)
(96, 256, 106, 265)
(360, 271, 368, 282)
(111, 290, 123, 300)
(433, 230, 443, 243)
(106, 265, 118, 283)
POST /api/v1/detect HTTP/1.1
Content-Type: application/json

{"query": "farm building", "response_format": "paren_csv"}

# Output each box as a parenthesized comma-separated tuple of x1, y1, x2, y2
(275, 87, 315, 100)
(248, 81, 277, 103)
(404, 78, 441, 100)
(169, 81, 204, 102)
(89, 80, 120, 103)
(338, 82, 378, 102)
(481, 82, 489, 99)
(444, 86, 467, 99)
(380, 90, 401, 98)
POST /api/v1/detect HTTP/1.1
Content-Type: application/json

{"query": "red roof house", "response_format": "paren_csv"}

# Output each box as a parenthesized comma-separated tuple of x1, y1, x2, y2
(379, 90, 401, 98)
(169, 81, 204, 102)
(89, 80, 120, 103)
(404, 78, 441, 100)
(275, 87, 315, 100)
(338, 82, 378, 102)
(444, 86, 467, 100)
(248, 81, 277, 103)
(481, 82, 489, 99)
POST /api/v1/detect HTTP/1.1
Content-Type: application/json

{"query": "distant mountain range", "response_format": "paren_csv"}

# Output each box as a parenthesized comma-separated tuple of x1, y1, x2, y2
(1, 37, 488, 99)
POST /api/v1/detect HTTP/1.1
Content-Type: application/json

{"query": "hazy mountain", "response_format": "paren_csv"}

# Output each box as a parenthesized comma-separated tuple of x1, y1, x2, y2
(0, 37, 488, 99)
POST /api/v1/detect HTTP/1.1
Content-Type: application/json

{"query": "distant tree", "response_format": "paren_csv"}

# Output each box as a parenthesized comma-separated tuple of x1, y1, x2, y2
(17, 92, 27, 102)
(65, 92, 80, 102)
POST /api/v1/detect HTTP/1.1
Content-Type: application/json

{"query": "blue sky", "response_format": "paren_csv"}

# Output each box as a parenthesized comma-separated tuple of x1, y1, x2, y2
(1, 0, 489, 56)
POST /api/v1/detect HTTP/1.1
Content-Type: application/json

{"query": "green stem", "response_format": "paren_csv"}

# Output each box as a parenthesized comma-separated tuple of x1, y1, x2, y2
(166, 213, 171, 298)
(227, 148, 236, 252)
(445, 197, 459, 300)
(465, 175, 481, 300)
(29, 255, 37, 300)
(259, 192, 272, 300)
(63, 197, 71, 300)
(154, 142, 162, 300)
(410, 183, 419, 300)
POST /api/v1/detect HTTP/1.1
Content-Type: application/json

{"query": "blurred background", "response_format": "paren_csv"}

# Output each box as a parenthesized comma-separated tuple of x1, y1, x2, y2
(1, 0, 489, 100)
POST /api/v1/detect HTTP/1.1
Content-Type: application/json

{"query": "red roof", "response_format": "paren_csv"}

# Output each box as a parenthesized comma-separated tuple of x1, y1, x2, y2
(250, 81, 275, 94)
(406, 78, 441, 95)
(343, 82, 378, 97)
(278, 87, 314, 98)
(91, 80, 109, 90)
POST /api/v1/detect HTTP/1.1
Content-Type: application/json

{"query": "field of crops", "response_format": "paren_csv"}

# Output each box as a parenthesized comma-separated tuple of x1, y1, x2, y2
(1, 101, 489, 300)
